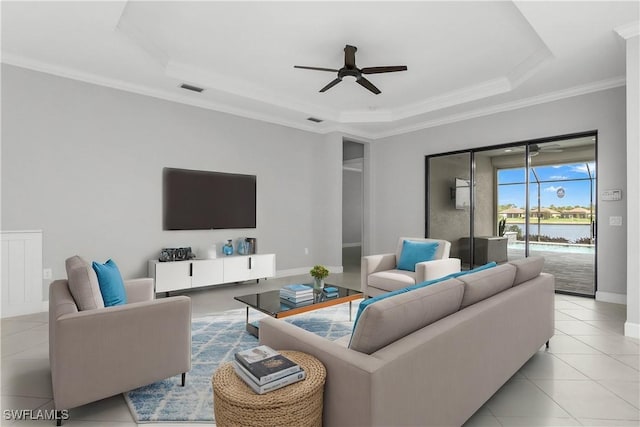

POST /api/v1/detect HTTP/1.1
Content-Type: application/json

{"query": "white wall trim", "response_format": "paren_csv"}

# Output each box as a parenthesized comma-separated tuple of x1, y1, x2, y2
(342, 242, 362, 248)
(624, 321, 640, 338)
(595, 291, 627, 305)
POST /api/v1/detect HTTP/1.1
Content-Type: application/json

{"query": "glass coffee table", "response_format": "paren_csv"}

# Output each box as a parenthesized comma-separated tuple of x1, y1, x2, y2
(234, 285, 363, 337)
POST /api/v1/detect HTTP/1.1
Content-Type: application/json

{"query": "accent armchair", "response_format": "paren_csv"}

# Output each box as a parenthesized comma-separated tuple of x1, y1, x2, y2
(49, 277, 191, 425)
(361, 237, 461, 297)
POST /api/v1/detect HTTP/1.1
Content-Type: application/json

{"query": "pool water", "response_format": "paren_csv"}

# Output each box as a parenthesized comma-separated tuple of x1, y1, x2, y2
(508, 242, 595, 254)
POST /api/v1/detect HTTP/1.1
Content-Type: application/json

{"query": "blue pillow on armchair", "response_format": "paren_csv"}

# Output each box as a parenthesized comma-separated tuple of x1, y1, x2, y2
(92, 259, 127, 307)
(397, 240, 439, 272)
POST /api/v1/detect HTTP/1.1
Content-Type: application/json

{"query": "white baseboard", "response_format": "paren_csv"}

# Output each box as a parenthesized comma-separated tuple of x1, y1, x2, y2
(595, 291, 627, 305)
(342, 242, 362, 248)
(624, 321, 640, 338)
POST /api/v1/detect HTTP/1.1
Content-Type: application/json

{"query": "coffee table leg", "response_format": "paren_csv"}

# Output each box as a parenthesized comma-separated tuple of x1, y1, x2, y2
(349, 301, 352, 321)
(245, 307, 259, 338)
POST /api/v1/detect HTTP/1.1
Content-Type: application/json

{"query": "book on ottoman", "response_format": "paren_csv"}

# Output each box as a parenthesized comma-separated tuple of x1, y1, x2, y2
(234, 345, 301, 385)
(232, 361, 306, 394)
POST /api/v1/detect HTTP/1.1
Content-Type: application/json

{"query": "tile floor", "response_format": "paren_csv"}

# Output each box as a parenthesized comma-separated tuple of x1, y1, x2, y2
(1, 269, 638, 426)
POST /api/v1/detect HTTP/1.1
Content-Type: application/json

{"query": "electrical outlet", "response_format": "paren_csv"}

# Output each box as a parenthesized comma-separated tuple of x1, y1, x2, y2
(43, 268, 53, 280)
(609, 216, 623, 226)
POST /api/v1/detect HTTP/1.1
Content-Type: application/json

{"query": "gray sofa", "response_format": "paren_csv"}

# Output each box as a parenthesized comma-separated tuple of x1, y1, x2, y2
(259, 256, 554, 426)
(49, 277, 191, 424)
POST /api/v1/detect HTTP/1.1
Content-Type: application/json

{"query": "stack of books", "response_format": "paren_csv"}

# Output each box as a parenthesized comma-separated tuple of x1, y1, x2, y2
(233, 345, 306, 394)
(323, 286, 339, 298)
(279, 284, 314, 305)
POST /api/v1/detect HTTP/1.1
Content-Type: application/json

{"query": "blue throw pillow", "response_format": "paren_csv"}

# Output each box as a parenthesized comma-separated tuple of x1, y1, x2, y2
(351, 261, 498, 343)
(92, 259, 127, 307)
(397, 240, 439, 272)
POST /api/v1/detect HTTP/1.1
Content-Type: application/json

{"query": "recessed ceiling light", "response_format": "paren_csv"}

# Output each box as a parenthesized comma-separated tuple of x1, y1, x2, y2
(307, 117, 323, 123)
(505, 149, 513, 152)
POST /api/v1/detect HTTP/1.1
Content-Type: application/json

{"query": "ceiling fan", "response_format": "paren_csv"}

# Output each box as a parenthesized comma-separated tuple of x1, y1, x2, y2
(509, 143, 564, 156)
(294, 45, 407, 95)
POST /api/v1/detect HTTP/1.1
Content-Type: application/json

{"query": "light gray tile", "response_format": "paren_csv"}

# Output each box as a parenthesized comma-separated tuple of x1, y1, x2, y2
(0, 321, 43, 337)
(612, 355, 640, 371)
(68, 395, 134, 423)
(558, 309, 615, 321)
(554, 301, 585, 310)
(546, 335, 603, 354)
(555, 321, 614, 336)
(0, 395, 51, 411)
(585, 320, 626, 335)
(598, 380, 640, 409)
(555, 312, 580, 321)
(574, 335, 640, 355)
(520, 352, 588, 380)
(578, 418, 640, 426)
(496, 416, 581, 426)
(533, 379, 640, 420)
(554, 354, 640, 380)
(463, 412, 501, 426)
(484, 379, 572, 418)
(0, 358, 52, 398)
(1, 329, 48, 358)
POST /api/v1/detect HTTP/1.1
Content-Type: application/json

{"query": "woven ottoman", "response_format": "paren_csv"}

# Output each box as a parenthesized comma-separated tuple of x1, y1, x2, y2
(212, 350, 326, 427)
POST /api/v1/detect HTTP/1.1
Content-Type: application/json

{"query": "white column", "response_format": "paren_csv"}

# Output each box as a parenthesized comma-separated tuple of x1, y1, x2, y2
(616, 22, 640, 338)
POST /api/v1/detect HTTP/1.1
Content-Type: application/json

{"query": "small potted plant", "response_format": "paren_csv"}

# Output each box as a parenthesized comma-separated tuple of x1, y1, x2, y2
(310, 265, 329, 291)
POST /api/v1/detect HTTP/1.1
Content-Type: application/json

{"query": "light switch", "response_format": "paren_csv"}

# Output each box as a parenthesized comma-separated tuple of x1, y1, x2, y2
(601, 190, 622, 201)
(609, 216, 623, 226)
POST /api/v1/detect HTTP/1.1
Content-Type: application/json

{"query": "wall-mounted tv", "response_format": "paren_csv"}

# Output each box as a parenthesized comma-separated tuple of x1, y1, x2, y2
(163, 167, 256, 230)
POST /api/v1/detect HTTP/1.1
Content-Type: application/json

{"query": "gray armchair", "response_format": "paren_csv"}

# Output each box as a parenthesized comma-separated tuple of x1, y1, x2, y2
(361, 237, 461, 297)
(49, 277, 191, 425)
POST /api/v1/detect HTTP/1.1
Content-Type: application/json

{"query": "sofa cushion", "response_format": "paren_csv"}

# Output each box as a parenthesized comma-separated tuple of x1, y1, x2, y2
(367, 269, 416, 292)
(459, 264, 517, 309)
(65, 256, 105, 311)
(349, 278, 465, 354)
(92, 259, 127, 307)
(397, 240, 439, 272)
(509, 256, 545, 286)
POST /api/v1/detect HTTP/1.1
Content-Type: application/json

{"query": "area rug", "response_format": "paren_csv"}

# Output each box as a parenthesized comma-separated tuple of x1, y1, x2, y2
(124, 303, 357, 423)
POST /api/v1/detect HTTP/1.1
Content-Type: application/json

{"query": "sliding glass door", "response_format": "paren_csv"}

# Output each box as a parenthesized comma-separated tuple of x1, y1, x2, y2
(426, 133, 597, 296)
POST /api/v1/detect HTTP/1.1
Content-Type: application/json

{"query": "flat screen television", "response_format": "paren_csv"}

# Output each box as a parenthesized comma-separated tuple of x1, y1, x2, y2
(163, 167, 256, 230)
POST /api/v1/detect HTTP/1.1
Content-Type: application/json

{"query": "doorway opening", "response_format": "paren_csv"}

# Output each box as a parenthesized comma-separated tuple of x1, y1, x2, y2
(342, 140, 365, 274)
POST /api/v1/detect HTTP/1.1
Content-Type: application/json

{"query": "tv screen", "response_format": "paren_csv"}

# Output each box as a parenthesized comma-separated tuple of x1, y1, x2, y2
(163, 167, 256, 230)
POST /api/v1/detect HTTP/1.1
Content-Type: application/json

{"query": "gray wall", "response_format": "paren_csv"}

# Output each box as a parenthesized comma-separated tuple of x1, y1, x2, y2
(371, 87, 627, 298)
(1, 65, 343, 297)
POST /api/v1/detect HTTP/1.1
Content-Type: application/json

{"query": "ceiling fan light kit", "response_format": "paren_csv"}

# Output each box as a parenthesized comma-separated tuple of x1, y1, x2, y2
(294, 45, 407, 95)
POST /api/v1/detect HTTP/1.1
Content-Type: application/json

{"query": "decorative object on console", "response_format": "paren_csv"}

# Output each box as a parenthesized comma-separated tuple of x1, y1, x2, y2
(159, 247, 195, 262)
(223, 240, 234, 256)
(245, 237, 257, 255)
(310, 265, 329, 291)
(237, 238, 248, 255)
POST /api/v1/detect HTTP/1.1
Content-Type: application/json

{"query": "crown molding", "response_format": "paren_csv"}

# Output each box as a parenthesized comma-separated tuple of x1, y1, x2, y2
(615, 21, 640, 39)
(375, 76, 626, 139)
(1, 54, 626, 142)
(1, 54, 329, 136)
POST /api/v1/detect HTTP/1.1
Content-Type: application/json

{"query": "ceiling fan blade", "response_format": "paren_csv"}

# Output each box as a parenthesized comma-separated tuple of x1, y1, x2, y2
(357, 77, 381, 94)
(319, 78, 342, 92)
(344, 45, 357, 69)
(361, 65, 408, 74)
(294, 65, 339, 72)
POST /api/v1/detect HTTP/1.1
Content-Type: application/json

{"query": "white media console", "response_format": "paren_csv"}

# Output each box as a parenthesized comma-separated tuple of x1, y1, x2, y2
(148, 253, 276, 293)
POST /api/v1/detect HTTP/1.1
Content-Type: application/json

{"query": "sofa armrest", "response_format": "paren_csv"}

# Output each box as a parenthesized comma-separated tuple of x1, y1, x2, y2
(124, 278, 154, 303)
(361, 253, 396, 296)
(415, 258, 461, 283)
(51, 296, 191, 410)
(259, 316, 383, 427)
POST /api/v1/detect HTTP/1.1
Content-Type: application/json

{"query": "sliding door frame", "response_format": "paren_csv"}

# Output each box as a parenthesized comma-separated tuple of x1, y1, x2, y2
(425, 130, 598, 296)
